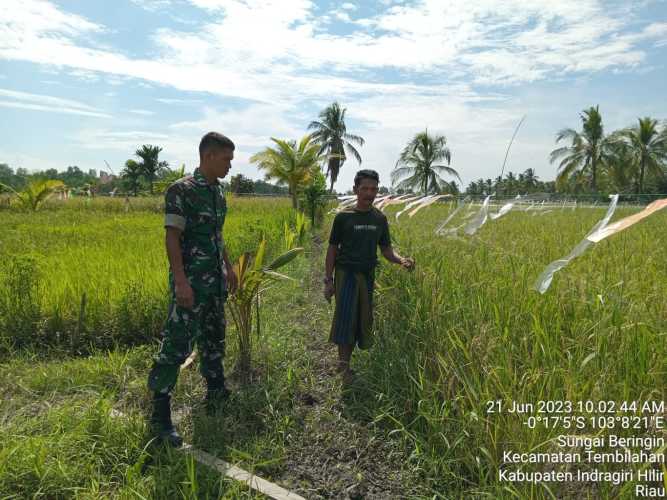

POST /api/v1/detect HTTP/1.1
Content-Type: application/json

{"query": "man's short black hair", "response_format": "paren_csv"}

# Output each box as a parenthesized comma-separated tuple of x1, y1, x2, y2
(354, 169, 380, 187)
(199, 132, 235, 158)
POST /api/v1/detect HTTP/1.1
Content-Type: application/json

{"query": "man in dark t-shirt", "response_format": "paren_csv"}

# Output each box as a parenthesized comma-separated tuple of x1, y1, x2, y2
(324, 169, 414, 383)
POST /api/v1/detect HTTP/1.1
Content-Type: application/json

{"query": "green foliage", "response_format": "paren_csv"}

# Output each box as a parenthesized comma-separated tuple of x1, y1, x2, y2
(227, 239, 303, 381)
(153, 163, 186, 194)
(299, 169, 328, 226)
(392, 129, 460, 195)
(308, 101, 365, 192)
(0, 178, 65, 210)
(250, 135, 323, 208)
(0, 196, 293, 352)
(229, 173, 255, 194)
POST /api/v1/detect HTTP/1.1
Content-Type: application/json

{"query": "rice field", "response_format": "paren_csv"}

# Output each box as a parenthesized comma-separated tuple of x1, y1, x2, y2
(1, 196, 665, 498)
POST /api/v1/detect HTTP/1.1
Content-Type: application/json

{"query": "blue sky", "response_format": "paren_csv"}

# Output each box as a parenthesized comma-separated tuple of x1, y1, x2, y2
(1, 0, 666, 190)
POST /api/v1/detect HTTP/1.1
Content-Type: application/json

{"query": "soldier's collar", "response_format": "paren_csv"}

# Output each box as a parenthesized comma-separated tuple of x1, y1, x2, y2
(193, 168, 212, 187)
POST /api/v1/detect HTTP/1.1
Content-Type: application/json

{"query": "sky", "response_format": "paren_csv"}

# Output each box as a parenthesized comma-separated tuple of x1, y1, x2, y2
(1, 0, 666, 191)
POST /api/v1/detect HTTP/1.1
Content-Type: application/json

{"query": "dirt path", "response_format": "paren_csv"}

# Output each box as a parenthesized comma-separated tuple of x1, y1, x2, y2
(273, 235, 425, 500)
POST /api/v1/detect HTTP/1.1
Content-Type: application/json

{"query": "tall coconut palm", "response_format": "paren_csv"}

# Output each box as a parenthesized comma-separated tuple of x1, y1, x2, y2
(603, 140, 636, 193)
(391, 130, 460, 195)
(121, 159, 143, 196)
(250, 135, 323, 208)
(135, 145, 168, 194)
(308, 102, 364, 193)
(550, 106, 610, 192)
(615, 117, 667, 194)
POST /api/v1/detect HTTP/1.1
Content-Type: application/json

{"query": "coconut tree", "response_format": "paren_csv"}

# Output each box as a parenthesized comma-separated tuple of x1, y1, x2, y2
(392, 130, 460, 195)
(154, 164, 186, 194)
(603, 140, 636, 193)
(135, 145, 168, 194)
(308, 102, 364, 193)
(0, 178, 65, 210)
(550, 106, 611, 193)
(614, 117, 667, 194)
(121, 159, 143, 196)
(250, 135, 323, 208)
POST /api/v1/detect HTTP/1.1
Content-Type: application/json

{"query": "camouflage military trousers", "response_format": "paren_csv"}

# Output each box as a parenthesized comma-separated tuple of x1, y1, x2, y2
(148, 290, 226, 395)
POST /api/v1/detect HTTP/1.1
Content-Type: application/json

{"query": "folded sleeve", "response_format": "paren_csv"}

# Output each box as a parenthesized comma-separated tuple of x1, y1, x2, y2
(164, 184, 186, 231)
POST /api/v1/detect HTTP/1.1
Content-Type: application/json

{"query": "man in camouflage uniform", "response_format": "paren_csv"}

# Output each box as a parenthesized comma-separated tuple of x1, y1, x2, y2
(147, 132, 238, 447)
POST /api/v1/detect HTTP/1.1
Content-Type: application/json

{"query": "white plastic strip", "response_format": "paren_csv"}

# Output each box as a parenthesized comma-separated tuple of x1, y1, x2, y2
(408, 194, 450, 217)
(489, 196, 519, 220)
(464, 195, 491, 235)
(587, 198, 667, 243)
(533, 194, 619, 294)
(434, 197, 469, 235)
(110, 409, 305, 500)
(395, 196, 428, 220)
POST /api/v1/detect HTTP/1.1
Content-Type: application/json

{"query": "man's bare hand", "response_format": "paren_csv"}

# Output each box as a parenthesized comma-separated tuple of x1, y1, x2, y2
(225, 265, 238, 295)
(324, 282, 335, 303)
(400, 256, 415, 271)
(174, 278, 194, 309)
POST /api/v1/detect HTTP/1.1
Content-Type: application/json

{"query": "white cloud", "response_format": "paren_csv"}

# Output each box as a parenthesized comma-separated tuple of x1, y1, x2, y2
(128, 109, 155, 116)
(341, 2, 357, 10)
(2, 0, 664, 101)
(333, 11, 351, 22)
(156, 97, 203, 104)
(0, 88, 111, 117)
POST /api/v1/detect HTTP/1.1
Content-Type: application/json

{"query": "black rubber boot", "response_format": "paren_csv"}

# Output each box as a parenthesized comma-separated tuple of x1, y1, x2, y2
(150, 393, 183, 447)
(205, 379, 230, 415)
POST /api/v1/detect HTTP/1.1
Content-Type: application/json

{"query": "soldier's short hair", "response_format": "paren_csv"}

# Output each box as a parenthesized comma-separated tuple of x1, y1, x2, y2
(354, 169, 380, 187)
(199, 132, 235, 158)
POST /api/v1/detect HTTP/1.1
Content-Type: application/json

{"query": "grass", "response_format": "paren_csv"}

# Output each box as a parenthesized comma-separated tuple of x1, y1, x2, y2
(1, 196, 665, 498)
(357, 202, 667, 498)
(0, 196, 295, 352)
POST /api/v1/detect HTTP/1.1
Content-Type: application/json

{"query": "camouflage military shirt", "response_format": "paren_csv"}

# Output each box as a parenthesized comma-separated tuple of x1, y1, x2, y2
(164, 168, 227, 295)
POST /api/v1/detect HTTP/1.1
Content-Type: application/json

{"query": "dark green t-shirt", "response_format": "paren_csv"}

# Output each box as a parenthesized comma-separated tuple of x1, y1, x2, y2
(329, 207, 391, 273)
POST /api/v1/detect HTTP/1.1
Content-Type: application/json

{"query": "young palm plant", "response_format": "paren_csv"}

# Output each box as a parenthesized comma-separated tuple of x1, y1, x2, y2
(308, 102, 365, 193)
(0, 179, 65, 210)
(250, 135, 322, 208)
(227, 240, 303, 382)
(153, 164, 186, 194)
(391, 130, 460, 194)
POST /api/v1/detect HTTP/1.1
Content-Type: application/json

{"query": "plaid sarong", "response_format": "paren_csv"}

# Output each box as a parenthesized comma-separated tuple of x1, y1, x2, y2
(329, 266, 375, 349)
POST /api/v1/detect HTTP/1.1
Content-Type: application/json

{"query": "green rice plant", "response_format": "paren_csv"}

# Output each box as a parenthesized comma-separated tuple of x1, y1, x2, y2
(0, 196, 294, 352)
(343, 203, 667, 497)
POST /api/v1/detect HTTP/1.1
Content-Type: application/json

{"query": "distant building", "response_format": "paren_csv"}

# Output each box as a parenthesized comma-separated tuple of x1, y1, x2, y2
(99, 170, 117, 184)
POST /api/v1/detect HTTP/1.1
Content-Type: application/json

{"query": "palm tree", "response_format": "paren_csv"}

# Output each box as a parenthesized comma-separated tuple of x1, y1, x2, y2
(603, 140, 636, 193)
(0, 178, 65, 210)
(615, 117, 667, 194)
(391, 130, 460, 195)
(121, 159, 143, 196)
(522, 168, 539, 190)
(154, 164, 187, 194)
(308, 102, 364, 193)
(135, 145, 168, 194)
(550, 106, 610, 193)
(250, 135, 323, 208)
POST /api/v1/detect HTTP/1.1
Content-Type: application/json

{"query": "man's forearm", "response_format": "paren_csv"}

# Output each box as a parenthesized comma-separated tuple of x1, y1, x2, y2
(325, 245, 337, 279)
(165, 228, 187, 284)
(382, 246, 404, 264)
